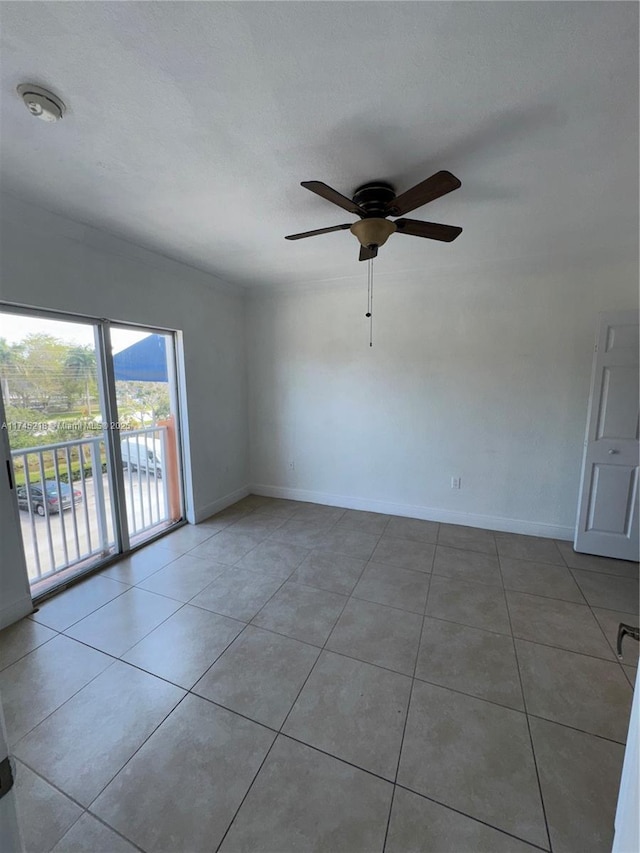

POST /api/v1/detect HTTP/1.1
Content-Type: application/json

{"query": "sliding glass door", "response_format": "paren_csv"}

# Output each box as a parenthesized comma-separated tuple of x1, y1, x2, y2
(0, 307, 184, 597)
(110, 325, 184, 548)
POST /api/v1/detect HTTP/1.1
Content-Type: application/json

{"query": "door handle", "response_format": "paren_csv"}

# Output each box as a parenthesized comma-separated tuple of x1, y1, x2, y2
(608, 449, 620, 455)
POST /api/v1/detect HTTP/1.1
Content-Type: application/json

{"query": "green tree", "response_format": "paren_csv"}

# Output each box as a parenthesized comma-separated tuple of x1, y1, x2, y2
(0, 338, 25, 403)
(17, 334, 69, 412)
(65, 346, 97, 415)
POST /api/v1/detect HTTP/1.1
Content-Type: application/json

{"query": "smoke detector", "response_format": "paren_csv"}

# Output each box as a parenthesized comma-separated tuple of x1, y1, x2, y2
(17, 84, 66, 122)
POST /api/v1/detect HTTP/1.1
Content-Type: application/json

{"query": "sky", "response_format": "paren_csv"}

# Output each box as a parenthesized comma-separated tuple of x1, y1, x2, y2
(0, 312, 151, 354)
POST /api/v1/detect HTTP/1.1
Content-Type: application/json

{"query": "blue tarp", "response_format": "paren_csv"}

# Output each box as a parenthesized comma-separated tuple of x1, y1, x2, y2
(113, 334, 168, 382)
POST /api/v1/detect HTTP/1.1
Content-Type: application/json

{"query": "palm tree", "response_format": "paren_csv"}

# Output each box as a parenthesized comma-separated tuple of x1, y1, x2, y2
(65, 346, 97, 416)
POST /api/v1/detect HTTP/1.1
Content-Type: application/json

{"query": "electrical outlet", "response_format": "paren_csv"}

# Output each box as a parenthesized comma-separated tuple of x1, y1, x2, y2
(451, 477, 461, 490)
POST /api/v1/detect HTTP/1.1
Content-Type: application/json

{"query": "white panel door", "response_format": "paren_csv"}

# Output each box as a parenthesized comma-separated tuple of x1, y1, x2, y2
(575, 311, 639, 560)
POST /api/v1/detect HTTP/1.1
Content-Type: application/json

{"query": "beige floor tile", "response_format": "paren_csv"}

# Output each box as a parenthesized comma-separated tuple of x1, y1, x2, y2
(123, 604, 243, 687)
(195, 511, 246, 533)
(9, 500, 631, 853)
(218, 736, 393, 853)
(189, 566, 283, 621)
(555, 540, 639, 578)
(31, 575, 130, 632)
(314, 527, 381, 560)
(229, 494, 274, 512)
(386, 786, 538, 853)
(336, 509, 390, 534)
(100, 542, 177, 585)
(437, 523, 497, 555)
(235, 539, 309, 578)
(507, 591, 616, 659)
(499, 557, 585, 603)
(571, 570, 639, 614)
(516, 639, 633, 742)
(398, 681, 547, 848)
(426, 575, 511, 634)
(188, 529, 266, 564)
(593, 607, 640, 666)
(283, 650, 411, 780)
(326, 597, 422, 675)
(269, 519, 333, 549)
(14, 661, 184, 806)
(158, 522, 217, 551)
(136, 553, 227, 602)
(252, 581, 346, 646)
(416, 617, 524, 710)
(250, 501, 301, 520)
(371, 535, 435, 572)
(495, 533, 564, 565)
(433, 545, 502, 587)
(92, 695, 274, 853)
(384, 517, 439, 544)
(203, 505, 252, 525)
(0, 618, 56, 672)
(352, 562, 429, 613)
(0, 635, 111, 745)
(623, 664, 637, 687)
(289, 551, 366, 594)
(291, 504, 346, 525)
(64, 587, 181, 657)
(14, 760, 83, 853)
(194, 625, 320, 729)
(51, 813, 138, 853)
(530, 716, 625, 853)
(223, 513, 288, 537)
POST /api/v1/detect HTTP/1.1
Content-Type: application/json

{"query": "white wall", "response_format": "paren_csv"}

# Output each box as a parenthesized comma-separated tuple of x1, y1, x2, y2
(247, 256, 639, 538)
(0, 195, 249, 524)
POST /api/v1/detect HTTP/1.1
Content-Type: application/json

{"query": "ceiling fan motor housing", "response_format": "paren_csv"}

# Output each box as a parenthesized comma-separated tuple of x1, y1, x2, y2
(350, 182, 398, 248)
(352, 182, 396, 217)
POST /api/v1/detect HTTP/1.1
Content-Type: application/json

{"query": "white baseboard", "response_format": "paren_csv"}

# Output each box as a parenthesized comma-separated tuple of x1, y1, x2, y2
(0, 593, 34, 631)
(250, 484, 574, 541)
(194, 484, 251, 524)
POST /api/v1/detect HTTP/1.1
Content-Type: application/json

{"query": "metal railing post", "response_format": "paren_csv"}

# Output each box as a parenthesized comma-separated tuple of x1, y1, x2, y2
(90, 439, 109, 555)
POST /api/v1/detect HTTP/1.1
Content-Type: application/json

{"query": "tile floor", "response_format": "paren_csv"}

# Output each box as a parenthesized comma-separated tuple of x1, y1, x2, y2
(1, 495, 638, 853)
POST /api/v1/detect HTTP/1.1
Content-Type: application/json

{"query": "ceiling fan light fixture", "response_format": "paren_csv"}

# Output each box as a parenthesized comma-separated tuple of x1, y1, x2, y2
(350, 218, 396, 248)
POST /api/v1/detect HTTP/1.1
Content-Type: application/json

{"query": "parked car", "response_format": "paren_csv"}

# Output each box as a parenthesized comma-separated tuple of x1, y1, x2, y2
(121, 435, 163, 477)
(16, 481, 83, 516)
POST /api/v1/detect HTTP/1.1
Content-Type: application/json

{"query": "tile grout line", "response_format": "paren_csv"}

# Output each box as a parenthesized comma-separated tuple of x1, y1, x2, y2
(13, 756, 145, 853)
(6, 500, 637, 852)
(497, 555, 553, 853)
(382, 536, 438, 853)
(212, 524, 371, 853)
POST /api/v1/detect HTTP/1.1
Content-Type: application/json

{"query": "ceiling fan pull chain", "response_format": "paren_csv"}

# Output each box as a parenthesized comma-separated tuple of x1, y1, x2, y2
(369, 259, 374, 347)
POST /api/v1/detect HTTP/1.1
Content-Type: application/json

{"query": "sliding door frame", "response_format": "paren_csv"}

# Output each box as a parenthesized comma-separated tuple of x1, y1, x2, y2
(0, 301, 187, 595)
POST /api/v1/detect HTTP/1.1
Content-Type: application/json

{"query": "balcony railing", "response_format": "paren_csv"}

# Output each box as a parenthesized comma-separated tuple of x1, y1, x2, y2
(11, 425, 171, 585)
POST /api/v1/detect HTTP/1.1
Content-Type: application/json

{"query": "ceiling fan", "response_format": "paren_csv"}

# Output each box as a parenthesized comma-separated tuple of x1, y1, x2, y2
(285, 171, 462, 261)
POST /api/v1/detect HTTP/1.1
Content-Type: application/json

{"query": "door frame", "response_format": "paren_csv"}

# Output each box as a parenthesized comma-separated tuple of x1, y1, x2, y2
(0, 386, 32, 630)
(0, 302, 187, 602)
(574, 309, 639, 559)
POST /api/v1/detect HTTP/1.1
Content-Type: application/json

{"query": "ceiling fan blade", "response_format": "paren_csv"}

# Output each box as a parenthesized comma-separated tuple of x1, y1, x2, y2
(301, 181, 366, 215)
(394, 219, 462, 242)
(387, 171, 461, 216)
(359, 244, 378, 261)
(285, 223, 352, 240)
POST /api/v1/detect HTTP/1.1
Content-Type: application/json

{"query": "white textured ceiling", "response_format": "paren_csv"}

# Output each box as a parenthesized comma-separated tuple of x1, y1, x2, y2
(1, 1, 637, 289)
